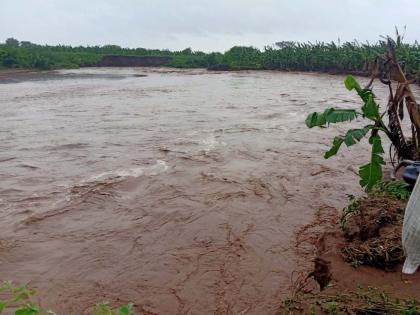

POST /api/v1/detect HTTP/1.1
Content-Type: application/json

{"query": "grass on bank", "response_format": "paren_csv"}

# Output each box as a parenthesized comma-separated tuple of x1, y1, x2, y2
(282, 287, 419, 315)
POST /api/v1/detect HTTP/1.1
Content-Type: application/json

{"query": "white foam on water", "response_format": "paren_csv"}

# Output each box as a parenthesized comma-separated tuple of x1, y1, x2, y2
(84, 160, 169, 183)
(145, 160, 169, 175)
(168, 132, 226, 154)
(200, 134, 226, 153)
(201, 136, 218, 153)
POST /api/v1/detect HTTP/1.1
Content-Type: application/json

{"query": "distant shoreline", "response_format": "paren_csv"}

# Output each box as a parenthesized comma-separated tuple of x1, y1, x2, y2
(0, 68, 44, 77)
(0, 66, 371, 80)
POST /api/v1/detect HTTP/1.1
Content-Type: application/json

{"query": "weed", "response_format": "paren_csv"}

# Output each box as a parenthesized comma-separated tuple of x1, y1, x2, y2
(0, 282, 134, 315)
(280, 287, 420, 314)
(371, 180, 411, 200)
(340, 195, 361, 230)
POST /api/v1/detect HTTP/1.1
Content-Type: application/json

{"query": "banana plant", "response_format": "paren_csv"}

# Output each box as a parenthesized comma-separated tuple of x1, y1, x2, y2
(306, 75, 388, 191)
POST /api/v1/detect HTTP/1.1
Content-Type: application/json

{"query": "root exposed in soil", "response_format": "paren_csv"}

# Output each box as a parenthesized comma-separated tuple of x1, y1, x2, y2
(340, 196, 407, 270)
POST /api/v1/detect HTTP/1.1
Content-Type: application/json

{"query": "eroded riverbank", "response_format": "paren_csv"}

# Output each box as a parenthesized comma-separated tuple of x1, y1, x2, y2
(0, 68, 409, 314)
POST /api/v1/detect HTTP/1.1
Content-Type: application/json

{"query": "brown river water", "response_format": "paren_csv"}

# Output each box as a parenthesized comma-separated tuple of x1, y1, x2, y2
(0, 68, 409, 314)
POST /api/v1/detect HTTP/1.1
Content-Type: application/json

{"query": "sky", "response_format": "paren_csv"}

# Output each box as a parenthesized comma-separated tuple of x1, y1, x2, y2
(1, 0, 420, 52)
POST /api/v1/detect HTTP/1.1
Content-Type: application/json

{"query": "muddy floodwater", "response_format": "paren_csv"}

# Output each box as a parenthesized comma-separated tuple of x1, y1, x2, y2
(0, 68, 407, 314)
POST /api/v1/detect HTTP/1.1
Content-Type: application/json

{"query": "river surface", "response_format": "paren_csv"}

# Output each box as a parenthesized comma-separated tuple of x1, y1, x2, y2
(0, 68, 405, 314)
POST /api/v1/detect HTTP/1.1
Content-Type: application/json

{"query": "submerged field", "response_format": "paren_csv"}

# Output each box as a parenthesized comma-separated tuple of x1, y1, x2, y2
(0, 68, 417, 314)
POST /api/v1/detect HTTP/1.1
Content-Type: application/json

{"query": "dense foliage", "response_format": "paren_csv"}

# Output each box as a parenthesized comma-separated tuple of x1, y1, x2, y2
(2, 38, 420, 82)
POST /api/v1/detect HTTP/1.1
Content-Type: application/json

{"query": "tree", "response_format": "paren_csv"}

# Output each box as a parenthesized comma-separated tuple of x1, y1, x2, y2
(5, 38, 19, 47)
(2, 52, 18, 67)
(181, 47, 192, 55)
(20, 41, 34, 48)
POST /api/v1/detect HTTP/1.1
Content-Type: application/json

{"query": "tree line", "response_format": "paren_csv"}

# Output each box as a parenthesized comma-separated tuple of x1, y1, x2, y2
(1, 37, 420, 82)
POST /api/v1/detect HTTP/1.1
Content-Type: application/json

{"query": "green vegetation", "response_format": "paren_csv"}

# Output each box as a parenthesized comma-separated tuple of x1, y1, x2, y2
(371, 180, 411, 200)
(304, 37, 420, 272)
(2, 37, 420, 83)
(306, 38, 420, 192)
(341, 194, 362, 230)
(282, 287, 420, 314)
(341, 180, 410, 229)
(0, 281, 133, 315)
(306, 75, 388, 191)
(0, 38, 214, 70)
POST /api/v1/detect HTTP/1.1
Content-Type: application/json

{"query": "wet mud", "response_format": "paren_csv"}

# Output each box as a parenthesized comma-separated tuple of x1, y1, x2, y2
(294, 202, 420, 305)
(0, 68, 415, 314)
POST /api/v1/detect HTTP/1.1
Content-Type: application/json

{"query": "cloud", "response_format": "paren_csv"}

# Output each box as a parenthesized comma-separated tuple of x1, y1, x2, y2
(1, 0, 419, 51)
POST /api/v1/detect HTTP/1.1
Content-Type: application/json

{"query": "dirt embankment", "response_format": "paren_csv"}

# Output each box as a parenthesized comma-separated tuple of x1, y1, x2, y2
(0, 68, 43, 77)
(288, 194, 420, 314)
(97, 55, 172, 67)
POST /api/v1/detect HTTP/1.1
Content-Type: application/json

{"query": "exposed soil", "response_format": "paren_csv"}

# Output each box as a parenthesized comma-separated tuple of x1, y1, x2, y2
(98, 55, 172, 67)
(288, 194, 420, 314)
(341, 196, 407, 269)
(0, 68, 43, 77)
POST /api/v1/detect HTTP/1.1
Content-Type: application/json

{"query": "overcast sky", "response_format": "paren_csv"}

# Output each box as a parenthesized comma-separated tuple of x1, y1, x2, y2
(1, 0, 420, 52)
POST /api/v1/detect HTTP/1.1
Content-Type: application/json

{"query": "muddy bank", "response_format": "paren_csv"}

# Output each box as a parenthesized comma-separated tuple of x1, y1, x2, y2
(291, 192, 420, 314)
(0, 68, 418, 314)
(0, 68, 151, 83)
(0, 68, 43, 78)
(98, 55, 172, 67)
